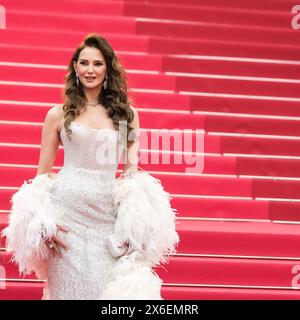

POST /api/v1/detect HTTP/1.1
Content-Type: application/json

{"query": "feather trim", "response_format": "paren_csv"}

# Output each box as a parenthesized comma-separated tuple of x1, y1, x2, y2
(1, 173, 61, 278)
(99, 252, 163, 300)
(108, 168, 180, 267)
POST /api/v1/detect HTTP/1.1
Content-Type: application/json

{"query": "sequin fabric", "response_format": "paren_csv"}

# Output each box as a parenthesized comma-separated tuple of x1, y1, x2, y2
(45, 122, 124, 300)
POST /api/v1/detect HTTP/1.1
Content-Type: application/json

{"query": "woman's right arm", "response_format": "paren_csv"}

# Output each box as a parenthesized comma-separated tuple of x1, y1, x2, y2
(36, 106, 63, 177)
(35, 106, 69, 256)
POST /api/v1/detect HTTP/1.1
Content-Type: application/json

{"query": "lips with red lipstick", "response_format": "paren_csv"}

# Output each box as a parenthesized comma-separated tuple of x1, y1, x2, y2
(85, 76, 96, 82)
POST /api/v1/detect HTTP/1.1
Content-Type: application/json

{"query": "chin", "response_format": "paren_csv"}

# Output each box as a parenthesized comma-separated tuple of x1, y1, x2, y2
(84, 82, 101, 89)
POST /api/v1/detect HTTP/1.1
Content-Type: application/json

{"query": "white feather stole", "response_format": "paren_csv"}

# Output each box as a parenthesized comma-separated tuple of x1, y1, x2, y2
(100, 252, 163, 300)
(101, 168, 180, 300)
(1, 173, 60, 281)
(0, 169, 179, 300)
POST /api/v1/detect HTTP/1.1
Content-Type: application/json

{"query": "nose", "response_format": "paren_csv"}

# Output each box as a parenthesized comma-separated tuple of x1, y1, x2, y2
(87, 64, 94, 74)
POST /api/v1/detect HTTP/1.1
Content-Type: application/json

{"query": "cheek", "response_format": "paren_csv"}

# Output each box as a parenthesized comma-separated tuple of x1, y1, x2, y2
(96, 66, 106, 75)
(77, 65, 87, 75)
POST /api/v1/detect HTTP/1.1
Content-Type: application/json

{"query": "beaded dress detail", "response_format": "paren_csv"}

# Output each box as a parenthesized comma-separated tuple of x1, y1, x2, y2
(45, 122, 124, 300)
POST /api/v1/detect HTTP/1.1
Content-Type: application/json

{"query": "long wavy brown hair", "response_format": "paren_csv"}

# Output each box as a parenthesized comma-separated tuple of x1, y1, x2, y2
(61, 33, 135, 141)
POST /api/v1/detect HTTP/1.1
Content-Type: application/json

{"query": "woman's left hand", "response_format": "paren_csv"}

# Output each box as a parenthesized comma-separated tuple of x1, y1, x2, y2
(118, 240, 134, 256)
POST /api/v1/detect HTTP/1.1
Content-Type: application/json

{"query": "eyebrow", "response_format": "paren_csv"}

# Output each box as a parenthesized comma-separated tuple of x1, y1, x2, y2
(79, 59, 104, 62)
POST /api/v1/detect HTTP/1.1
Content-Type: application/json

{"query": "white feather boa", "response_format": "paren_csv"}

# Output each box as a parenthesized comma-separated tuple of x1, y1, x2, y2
(99, 252, 163, 300)
(0, 173, 59, 280)
(1, 169, 179, 300)
(100, 167, 180, 300)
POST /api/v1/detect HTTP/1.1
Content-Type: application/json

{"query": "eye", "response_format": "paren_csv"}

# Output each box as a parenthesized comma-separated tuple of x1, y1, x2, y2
(95, 63, 103, 66)
(80, 61, 87, 65)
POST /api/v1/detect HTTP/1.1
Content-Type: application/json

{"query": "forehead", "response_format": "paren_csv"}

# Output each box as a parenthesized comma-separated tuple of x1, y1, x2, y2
(78, 47, 105, 61)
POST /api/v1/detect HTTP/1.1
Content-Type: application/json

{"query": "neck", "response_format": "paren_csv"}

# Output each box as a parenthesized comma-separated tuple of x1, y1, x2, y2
(84, 86, 101, 104)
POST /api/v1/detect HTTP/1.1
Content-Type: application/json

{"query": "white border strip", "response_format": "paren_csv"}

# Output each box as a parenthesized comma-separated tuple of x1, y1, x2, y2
(2, 247, 300, 261)
(175, 253, 300, 261)
(1, 161, 300, 182)
(0, 61, 160, 75)
(163, 283, 300, 290)
(193, 110, 300, 121)
(180, 91, 300, 102)
(166, 71, 300, 84)
(168, 54, 300, 66)
(208, 131, 300, 140)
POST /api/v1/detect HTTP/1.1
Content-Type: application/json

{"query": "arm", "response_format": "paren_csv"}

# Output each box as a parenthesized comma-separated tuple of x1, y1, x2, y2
(122, 106, 140, 174)
(36, 106, 69, 255)
(36, 106, 63, 177)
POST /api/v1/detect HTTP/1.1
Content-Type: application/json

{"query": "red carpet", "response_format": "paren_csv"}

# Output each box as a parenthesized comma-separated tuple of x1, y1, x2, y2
(1, 0, 300, 299)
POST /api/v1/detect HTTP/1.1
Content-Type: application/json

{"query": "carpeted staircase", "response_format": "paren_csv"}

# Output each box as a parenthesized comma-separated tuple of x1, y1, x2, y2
(1, 0, 300, 299)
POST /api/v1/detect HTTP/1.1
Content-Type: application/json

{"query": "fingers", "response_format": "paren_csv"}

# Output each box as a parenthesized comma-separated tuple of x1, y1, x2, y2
(124, 245, 134, 256)
(45, 240, 57, 258)
(52, 235, 69, 251)
(57, 224, 69, 233)
(119, 241, 134, 256)
(117, 240, 128, 248)
(46, 228, 69, 258)
(53, 243, 62, 258)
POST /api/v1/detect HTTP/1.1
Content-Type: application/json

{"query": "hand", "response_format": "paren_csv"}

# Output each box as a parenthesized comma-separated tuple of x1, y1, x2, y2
(45, 224, 69, 258)
(118, 240, 134, 257)
(47, 172, 57, 180)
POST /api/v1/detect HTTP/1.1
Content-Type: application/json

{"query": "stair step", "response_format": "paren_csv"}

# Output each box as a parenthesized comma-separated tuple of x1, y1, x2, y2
(0, 281, 44, 300)
(177, 220, 300, 258)
(136, 21, 300, 46)
(2, 250, 300, 288)
(0, 46, 163, 71)
(0, 66, 177, 91)
(4, 9, 299, 46)
(0, 193, 293, 222)
(4, 122, 300, 158)
(139, 0, 295, 12)
(1, 0, 124, 17)
(4, 105, 300, 138)
(2, 216, 300, 258)
(0, 85, 190, 110)
(0, 29, 150, 53)
(0, 189, 270, 221)
(162, 56, 300, 80)
(148, 37, 300, 61)
(6, 11, 136, 36)
(1, 28, 300, 60)
(123, 1, 292, 28)
(3, 65, 300, 99)
(155, 256, 300, 288)
(2, 0, 292, 28)
(161, 286, 300, 300)
(1, 281, 300, 300)
(0, 122, 220, 154)
(2, 45, 300, 80)
(4, 140, 300, 179)
(0, 167, 254, 197)
(190, 95, 300, 118)
(0, 146, 236, 176)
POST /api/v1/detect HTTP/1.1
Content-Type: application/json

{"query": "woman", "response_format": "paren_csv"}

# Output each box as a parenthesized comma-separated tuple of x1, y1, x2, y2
(2, 33, 179, 300)
(39, 33, 140, 299)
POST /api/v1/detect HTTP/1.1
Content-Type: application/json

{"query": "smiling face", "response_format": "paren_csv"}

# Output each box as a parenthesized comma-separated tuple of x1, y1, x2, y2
(73, 46, 107, 90)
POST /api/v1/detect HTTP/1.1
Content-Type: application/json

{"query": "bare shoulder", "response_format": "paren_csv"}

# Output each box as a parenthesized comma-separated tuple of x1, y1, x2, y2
(45, 105, 64, 133)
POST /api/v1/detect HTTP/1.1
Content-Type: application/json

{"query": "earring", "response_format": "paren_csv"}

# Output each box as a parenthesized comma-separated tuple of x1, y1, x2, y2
(103, 76, 107, 90)
(76, 74, 79, 88)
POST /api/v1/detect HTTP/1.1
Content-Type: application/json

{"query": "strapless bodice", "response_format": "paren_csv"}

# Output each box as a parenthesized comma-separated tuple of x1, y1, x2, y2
(59, 122, 123, 175)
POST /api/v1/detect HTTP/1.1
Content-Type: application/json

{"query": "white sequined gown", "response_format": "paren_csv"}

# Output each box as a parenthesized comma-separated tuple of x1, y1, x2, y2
(45, 122, 123, 300)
